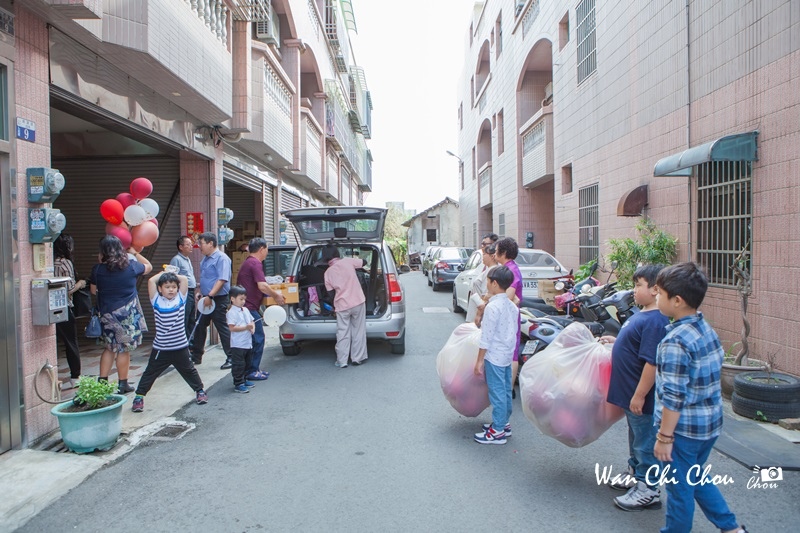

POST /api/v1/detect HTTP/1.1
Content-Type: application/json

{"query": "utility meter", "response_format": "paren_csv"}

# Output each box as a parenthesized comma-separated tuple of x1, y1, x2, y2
(217, 207, 234, 226)
(29, 208, 67, 243)
(27, 167, 65, 203)
(218, 226, 234, 246)
(31, 277, 70, 325)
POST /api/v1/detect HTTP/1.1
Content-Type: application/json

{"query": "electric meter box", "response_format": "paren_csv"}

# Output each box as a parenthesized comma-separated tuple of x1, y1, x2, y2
(31, 277, 71, 325)
(217, 207, 234, 226)
(27, 167, 66, 203)
(29, 208, 67, 243)
(218, 226, 234, 246)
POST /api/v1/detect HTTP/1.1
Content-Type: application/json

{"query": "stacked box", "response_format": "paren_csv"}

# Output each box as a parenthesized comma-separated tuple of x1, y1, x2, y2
(243, 220, 258, 239)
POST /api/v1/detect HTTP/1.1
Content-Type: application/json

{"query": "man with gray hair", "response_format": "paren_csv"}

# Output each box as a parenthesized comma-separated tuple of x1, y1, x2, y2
(192, 232, 234, 369)
(236, 237, 286, 380)
(170, 235, 197, 342)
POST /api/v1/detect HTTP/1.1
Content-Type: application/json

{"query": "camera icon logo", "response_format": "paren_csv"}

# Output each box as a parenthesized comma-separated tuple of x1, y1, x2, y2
(760, 466, 783, 482)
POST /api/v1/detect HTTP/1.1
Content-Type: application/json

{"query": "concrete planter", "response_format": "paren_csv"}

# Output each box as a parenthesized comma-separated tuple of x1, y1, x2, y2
(50, 394, 128, 454)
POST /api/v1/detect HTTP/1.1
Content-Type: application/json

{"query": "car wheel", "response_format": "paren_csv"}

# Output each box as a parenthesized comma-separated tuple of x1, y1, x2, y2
(390, 333, 405, 355)
(281, 343, 300, 356)
(427, 274, 432, 286)
(432, 277, 439, 291)
(453, 290, 464, 313)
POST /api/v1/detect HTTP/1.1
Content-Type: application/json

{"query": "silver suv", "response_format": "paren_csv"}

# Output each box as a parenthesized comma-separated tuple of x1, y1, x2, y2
(278, 207, 406, 355)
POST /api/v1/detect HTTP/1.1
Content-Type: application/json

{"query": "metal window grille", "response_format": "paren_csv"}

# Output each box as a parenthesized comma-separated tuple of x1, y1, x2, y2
(576, 0, 596, 85)
(473, 222, 478, 248)
(498, 213, 506, 237)
(496, 16, 503, 55)
(479, 166, 491, 188)
(478, 91, 487, 113)
(578, 183, 599, 265)
(426, 229, 437, 242)
(522, 0, 540, 39)
(522, 121, 545, 156)
(696, 161, 752, 287)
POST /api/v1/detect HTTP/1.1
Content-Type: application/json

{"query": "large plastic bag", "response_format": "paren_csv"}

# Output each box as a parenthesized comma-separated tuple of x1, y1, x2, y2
(519, 322, 623, 447)
(436, 323, 490, 417)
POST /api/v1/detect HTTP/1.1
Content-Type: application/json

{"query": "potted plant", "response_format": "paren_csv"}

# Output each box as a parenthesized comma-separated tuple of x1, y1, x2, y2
(720, 238, 769, 398)
(50, 377, 128, 454)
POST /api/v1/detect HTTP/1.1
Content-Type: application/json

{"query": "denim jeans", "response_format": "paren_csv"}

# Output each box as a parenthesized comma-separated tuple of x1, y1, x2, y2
(660, 434, 739, 533)
(624, 409, 660, 487)
(484, 361, 512, 431)
(248, 309, 265, 374)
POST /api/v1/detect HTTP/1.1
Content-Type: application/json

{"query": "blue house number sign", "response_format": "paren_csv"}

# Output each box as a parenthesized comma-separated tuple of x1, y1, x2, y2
(16, 117, 36, 143)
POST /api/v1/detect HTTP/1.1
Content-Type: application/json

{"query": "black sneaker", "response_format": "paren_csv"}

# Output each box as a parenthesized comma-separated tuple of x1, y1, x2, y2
(220, 358, 233, 370)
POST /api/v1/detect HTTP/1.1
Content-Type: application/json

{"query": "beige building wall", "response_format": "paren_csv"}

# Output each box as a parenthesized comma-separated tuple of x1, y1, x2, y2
(456, 0, 800, 374)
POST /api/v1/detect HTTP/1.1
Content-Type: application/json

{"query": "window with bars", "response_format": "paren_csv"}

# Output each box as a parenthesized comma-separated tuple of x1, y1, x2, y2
(472, 222, 478, 248)
(576, 0, 596, 85)
(498, 213, 506, 237)
(426, 228, 437, 242)
(696, 161, 752, 287)
(579, 183, 599, 265)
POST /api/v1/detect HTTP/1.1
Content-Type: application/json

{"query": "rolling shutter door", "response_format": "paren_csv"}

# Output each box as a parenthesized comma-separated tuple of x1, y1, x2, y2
(52, 157, 180, 341)
(280, 191, 302, 246)
(263, 183, 275, 243)
(222, 182, 257, 234)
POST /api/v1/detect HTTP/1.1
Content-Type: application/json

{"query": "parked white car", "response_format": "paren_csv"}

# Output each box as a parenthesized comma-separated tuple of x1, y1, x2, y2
(452, 248, 565, 313)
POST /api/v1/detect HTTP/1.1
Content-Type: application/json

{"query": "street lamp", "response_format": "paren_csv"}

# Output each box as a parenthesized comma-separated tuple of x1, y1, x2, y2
(446, 150, 463, 163)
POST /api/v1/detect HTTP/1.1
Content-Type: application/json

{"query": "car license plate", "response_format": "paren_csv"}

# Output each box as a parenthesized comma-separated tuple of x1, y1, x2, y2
(523, 280, 538, 289)
(521, 339, 540, 355)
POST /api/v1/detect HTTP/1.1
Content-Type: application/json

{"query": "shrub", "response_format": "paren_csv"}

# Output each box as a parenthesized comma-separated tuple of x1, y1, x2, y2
(606, 217, 678, 289)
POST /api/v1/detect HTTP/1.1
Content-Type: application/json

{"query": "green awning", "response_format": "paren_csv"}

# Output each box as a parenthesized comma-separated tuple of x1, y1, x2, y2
(653, 131, 758, 177)
(340, 0, 357, 33)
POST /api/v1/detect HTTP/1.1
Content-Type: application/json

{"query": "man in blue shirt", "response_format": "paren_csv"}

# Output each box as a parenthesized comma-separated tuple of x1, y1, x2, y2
(170, 235, 198, 342)
(191, 232, 234, 369)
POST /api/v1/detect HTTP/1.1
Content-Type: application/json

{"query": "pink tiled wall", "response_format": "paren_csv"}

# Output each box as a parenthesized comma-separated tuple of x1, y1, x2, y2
(15, 7, 59, 444)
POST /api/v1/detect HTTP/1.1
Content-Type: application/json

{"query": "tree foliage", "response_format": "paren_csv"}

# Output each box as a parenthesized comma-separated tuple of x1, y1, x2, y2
(384, 204, 409, 265)
(606, 217, 678, 289)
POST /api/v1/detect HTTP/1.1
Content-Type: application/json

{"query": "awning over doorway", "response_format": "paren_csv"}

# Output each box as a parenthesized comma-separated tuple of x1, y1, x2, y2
(653, 131, 758, 177)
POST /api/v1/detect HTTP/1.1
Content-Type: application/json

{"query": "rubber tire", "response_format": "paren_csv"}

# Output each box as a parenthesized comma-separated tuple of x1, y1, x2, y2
(452, 290, 464, 313)
(281, 343, 300, 356)
(731, 392, 800, 422)
(390, 334, 405, 355)
(427, 275, 432, 286)
(432, 279, 439, 292)
(734, 371, 800, 403)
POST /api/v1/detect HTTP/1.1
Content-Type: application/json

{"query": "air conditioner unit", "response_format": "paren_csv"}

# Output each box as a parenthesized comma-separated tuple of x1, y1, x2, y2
(256, 4, 280, 45)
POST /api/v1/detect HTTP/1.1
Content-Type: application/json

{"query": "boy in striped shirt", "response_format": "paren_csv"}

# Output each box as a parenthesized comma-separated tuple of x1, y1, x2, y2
(132, 270, 208, 412)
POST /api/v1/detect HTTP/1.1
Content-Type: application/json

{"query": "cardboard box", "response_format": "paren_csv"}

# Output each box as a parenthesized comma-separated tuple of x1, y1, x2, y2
(262, 283, 299, 305)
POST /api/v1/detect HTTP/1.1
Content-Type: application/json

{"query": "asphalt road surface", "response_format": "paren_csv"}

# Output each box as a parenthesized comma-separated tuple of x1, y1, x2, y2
(20, 272, 800, 532)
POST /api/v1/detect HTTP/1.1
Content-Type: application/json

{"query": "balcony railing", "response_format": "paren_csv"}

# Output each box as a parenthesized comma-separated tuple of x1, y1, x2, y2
(264, 60, 293, 161)
(479, 163, 492, 208)
(521, 106, 553, 188)
(521, 0, 541, 39)
(350, 66, 372, 138)
(325, 0, 352, 72)
(325, 79, 358, 172)
(298, 113, 323, 187)
(184, 0, 229, 43)
(360, 149, 373, 192)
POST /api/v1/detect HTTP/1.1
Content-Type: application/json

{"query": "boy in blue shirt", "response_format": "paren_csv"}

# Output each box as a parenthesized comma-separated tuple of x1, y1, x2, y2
(473, 266, 519, 444)
(602, 265, 669, 510)
(653, 263, 746, 533)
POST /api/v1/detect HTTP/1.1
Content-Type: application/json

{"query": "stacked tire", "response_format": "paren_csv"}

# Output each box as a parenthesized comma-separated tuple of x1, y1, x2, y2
(731, 371, 800, 422)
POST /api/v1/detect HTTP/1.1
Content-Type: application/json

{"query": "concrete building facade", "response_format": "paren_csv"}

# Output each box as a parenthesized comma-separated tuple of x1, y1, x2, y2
(455, 0, 799, 374)
(0, 0, 374, 452)
(404, 197, 461, 257)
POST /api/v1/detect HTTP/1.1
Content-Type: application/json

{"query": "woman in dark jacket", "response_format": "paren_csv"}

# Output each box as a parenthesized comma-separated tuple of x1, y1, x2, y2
(54, 233, 85, 389)
(90, 235, 152, 393)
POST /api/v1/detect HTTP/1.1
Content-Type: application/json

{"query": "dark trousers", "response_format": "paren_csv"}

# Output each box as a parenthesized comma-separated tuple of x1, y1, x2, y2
(185, 288, 196, 342)
(56, 307, 81, 378)
(191, 294, 232, 362)
(136, 347, 204, 395)
(230, 347, 253, 387)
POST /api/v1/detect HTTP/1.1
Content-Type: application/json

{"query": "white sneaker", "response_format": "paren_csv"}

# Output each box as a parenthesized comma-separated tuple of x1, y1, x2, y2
(334, 361, 348, 368)
(614, 481, 662, 511)
(609, 465, 636, 491)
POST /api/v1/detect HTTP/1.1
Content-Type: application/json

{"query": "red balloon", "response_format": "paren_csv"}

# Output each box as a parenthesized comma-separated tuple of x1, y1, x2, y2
(100, 199, 125, 225)
(130, 177, 153, 200)
(106, 224, 132, 249)
(131, 220, 159, 248)
(116, 192, 137, 209)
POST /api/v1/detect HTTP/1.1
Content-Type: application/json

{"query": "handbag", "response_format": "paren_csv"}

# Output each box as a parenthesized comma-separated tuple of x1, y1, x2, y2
(85, 308, 102, 338)
(72, 287, 93, 318)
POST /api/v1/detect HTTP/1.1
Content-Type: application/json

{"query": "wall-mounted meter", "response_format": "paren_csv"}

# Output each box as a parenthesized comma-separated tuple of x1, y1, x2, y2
(217, 207, 234, 226)
(27, 167, 65, 203)
(218, 226, 234, 246)
(31, 277, 70, 325)
(29, 208, 66, 243)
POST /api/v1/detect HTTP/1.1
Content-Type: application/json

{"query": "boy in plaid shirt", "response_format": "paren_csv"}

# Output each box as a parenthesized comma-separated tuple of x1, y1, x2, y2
(653, 263, 746, 533)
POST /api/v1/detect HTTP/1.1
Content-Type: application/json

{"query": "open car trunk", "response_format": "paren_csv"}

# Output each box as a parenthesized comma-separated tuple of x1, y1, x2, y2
(290, 244, 389, 320)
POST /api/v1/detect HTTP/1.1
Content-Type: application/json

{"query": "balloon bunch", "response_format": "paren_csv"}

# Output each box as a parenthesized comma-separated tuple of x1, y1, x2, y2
(99, 177, 160, 252)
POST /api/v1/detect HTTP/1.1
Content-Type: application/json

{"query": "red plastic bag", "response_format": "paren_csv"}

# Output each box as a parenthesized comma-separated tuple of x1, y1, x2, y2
(519, 322, 624, 447)
(436, 323, 490, 417)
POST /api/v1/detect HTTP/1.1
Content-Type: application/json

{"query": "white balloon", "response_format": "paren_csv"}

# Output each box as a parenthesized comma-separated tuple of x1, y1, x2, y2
(263, 305, 287, 327)
(138, 198, 160, 219)
(124, 204, 147, 226)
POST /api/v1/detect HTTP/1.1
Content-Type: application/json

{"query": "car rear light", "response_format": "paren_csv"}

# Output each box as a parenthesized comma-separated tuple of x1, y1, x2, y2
(280, 333, 295, 340)
(386, 331, 401, 337)
(387, 273, 403, 303)
(435, 261, 448, 270)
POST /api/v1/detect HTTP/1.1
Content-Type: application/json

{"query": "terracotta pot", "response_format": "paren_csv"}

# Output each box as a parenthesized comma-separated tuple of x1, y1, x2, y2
(721, 361, 767, 399)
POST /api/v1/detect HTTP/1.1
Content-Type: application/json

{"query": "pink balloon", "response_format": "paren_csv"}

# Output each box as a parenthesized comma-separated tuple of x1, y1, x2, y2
(106, 224, 132, 249)
(130, 177, 153, 200)
(149, 217, 158, 227)
(131, 220, 159, 248)
(116, 193, 137, 209)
